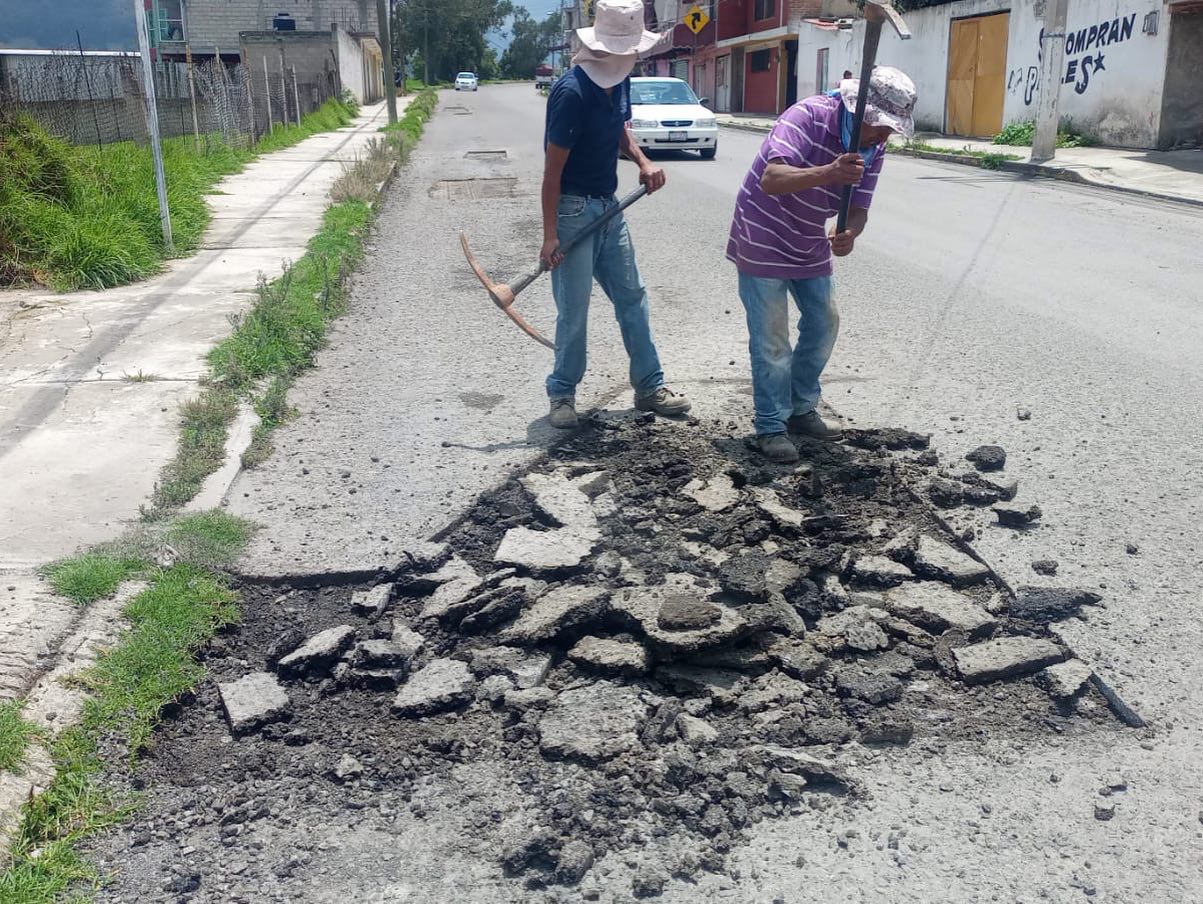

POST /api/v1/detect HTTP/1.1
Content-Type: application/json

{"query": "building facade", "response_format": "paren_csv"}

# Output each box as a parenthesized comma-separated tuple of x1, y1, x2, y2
(794, 0, 1203, 149)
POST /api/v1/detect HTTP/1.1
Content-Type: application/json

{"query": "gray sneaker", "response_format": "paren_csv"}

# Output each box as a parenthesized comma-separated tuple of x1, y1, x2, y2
(788, 409, 843, 441)
(756, 432, 800, 463)
(548, 398, 578, 429)
(635, 386, 692, 417)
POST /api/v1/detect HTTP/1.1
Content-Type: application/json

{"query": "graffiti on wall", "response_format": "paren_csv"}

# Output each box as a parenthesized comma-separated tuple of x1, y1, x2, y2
(1007, 11, 1138, 104)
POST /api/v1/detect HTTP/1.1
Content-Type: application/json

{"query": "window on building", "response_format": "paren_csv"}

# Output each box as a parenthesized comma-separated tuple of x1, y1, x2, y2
(754, 0, 776, 20)
(750, 49, 771, 72)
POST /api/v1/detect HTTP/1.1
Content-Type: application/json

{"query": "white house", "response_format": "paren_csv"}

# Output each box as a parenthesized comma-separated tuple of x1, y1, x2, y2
(795, 0, 1202, 149)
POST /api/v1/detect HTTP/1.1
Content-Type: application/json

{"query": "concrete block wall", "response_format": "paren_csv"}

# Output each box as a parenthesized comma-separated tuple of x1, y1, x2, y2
(185, 0, 377, 55)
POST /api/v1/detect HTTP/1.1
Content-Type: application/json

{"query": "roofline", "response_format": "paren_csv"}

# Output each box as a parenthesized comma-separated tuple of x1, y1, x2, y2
(0, 48, 138, 57)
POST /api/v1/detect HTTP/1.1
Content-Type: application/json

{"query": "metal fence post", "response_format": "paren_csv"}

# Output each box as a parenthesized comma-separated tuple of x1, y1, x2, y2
(132, 0, 173, 251)
(262, 54, 273, 131)
(290, 65, 301, 125)
(185, 44, 201, 151)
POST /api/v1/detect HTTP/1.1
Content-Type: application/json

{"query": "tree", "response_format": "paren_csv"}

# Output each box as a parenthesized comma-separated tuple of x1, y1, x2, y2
(393, 0, 513, 84)
(499, 9, 561, 80)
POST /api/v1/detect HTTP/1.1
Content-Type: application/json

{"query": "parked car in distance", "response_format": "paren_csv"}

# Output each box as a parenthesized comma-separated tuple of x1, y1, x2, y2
(535, 64, 554, 90)
(455, 72, 479, 91)
(628, 77, 718, 159)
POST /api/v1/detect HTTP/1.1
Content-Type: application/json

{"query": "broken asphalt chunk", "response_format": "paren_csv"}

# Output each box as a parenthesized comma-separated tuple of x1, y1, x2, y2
(681, 472, 740, 512)
(965, 445, 1006, 472)
(1010, 586, 1102, 623)
(1037, 659, 1094, 699)
(496, 585, 609, 645)
(391, 658, 476, 716)
(749, 744, 853, 790)
(494, 526, 598, 572)
(275, 625, 355, 678)
(884, 582, 996, 637)
(993, 501, 1042, 528)
(470, 646, 552, 689)
(850, 554, 913, 588)
(567, 636, 651, 676)
(219, 672, 290, 735)
(350, 583, 393, 617)
(953, 636, 1065, 684)
(538, 682, 649, 763)
(842, 427, 930, 451)
(613, 579, 750, 656)
(908, 536, 990, 587)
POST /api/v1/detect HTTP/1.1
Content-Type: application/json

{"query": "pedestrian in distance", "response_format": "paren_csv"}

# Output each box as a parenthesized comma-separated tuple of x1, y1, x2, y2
(540, 0, 692, 429)
(727, 66, 918, 463)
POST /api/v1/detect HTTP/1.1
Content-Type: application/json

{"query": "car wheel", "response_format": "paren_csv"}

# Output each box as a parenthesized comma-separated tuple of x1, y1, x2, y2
(701, 146, 717, 160)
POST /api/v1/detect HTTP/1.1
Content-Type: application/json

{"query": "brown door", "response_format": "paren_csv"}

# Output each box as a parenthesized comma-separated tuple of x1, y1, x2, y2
(947, 12, 1010, 137)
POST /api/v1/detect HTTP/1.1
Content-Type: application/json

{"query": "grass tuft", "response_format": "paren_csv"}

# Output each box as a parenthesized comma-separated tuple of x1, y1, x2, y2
(41, 553, 144, 605)
(993, 119, 1098, 148)
(0, 701, 38, 774)
(146, 387, 239, 515)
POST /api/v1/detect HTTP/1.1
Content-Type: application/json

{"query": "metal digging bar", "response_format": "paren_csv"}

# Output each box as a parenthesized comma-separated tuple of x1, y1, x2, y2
(460, 184, 650, 350)
(836, 0, 911, 233)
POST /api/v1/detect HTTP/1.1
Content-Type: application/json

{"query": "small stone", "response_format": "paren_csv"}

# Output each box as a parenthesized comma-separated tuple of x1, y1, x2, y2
(965, 445, 1006, 472)
(1094, 803, 1115, 821)
(350, 584, 393, 617)
(632, 864, 669, 898)
(1037, 659, 1093, 698)
(333, 753, 364, 781)
(850, 555, 912, 588)
(1011, 586, 1102, 623)
(1126, 542, 1140, 555)
(1017, 407, 1032, 421)
(928, 477, 965, 508)
(676, 713, 719, 746)
(391, 659, 475, 716)
(953, 636, 1065, 684)
(555, 839, 595, 885)
(567, 636, 651, 676)
(993, 502, 1042, 528)
(218, 672, 290, 735)
(1031, 559, 1059, 576)
(658, 594, 723, 631)
(276, 626, 356, 678)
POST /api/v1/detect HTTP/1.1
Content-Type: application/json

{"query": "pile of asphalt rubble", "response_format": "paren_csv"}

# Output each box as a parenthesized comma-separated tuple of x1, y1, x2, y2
(104, 413, 1124, 901)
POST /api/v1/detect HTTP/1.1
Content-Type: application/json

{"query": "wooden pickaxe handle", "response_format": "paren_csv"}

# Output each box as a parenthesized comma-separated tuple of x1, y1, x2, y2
(836, 0, 910, 234)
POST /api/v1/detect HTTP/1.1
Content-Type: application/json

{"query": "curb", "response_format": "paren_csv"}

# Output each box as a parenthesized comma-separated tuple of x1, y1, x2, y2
(891, 147, 1203, 209)
(718, 121, 772, 135)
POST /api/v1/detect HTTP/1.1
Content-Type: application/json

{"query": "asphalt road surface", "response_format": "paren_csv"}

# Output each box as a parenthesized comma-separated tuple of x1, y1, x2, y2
(228, 84, 1203, 901)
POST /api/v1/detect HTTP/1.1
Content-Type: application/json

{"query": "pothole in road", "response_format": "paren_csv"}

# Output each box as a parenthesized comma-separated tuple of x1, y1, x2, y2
(94, 415, 1130, 902)
(430, 177, 519, 200)
(465, 149, 508, 160)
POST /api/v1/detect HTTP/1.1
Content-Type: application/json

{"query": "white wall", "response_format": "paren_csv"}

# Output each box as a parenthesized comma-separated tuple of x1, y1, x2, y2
(334, 26, 366, 102)
(795, 0, 1171, 147)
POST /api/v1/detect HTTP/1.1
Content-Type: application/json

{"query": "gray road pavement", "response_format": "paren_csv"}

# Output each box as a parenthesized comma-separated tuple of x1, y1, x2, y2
(227, 84, 1203, 901)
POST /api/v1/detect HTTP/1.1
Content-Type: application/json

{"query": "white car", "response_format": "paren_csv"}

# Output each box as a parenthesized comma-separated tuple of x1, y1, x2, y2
(455, 72, 479, 91)
(628, 77, 718, 159)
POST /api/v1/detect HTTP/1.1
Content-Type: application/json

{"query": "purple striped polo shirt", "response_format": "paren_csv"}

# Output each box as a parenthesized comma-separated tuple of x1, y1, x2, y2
(727, 94, 884, 280)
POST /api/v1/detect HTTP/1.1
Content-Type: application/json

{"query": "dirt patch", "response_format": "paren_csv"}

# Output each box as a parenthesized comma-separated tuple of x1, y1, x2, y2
(87, 413, 1122, 902)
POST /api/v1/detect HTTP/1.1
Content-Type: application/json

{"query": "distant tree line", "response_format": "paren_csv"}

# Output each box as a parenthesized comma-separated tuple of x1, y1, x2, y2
(390, 0, 562, 83)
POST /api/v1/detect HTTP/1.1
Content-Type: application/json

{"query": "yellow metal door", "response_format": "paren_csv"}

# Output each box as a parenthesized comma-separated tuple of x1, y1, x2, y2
(972, 12, 1010, 137)
(947, 18, 978, 136)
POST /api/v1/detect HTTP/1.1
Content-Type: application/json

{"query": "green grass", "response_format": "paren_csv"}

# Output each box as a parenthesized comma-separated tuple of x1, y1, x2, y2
(0, 702, 38, 774)
(146, 386, 239, 514)
(0, 514, 250, 902)
(0, 98, 357, 292)
(993, 119, 1098, 148)
(41, 553, 144, 605)
(903, 141, 1022, 167)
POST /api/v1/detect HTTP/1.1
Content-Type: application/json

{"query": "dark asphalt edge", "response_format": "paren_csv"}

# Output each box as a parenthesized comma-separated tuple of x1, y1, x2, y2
(718, 123, 1203, 210)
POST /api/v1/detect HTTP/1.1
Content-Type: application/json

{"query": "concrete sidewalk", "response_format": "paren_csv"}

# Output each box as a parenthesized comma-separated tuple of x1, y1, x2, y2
(717, 113, 1203, 206)
(0, 100, 392, 700)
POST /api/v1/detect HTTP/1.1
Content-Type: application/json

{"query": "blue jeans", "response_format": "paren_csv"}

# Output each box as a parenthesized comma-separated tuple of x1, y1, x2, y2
(545, 194, 665, 400)
(738, 272, 839, 436)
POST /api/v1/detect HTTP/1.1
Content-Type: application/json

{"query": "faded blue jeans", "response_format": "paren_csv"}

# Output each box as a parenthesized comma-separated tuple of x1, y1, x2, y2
(545, 194, 665, 400)
(738, 272, 839, 436)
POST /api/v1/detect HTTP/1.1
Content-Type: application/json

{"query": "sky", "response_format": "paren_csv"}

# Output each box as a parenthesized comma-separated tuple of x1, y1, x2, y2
(0, 0, 560, 52)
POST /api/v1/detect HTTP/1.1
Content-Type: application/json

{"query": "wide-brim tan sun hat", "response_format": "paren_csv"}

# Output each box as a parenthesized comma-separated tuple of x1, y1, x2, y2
(577, 0, 666, 56)
(838, 66, 918, 139)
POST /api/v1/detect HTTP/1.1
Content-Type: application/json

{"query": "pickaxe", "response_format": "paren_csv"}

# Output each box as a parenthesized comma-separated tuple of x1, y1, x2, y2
(836, 0, 911, 233)
(460, 184, 649, 350)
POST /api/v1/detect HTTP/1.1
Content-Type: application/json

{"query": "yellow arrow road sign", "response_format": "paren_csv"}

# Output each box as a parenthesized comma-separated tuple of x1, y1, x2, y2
(685, 4, 710, 34)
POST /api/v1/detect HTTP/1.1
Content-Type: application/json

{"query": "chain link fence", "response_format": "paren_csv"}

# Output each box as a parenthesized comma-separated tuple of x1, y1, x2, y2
(0, 51, 343, 150)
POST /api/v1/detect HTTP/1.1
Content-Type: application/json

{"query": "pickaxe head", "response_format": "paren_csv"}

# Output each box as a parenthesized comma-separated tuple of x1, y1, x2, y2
(863, 0, 911, 38)
(459, 232, 555, 349)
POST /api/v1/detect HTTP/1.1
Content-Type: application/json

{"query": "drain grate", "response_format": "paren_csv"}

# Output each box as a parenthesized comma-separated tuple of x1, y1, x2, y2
(429, 177, 519, 200)
(464, 149, 507, 160)
(444, 105, 471, 115)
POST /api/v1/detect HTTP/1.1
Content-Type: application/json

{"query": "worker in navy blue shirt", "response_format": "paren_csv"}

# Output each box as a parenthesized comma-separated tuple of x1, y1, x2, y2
(540, 0, 691, 429)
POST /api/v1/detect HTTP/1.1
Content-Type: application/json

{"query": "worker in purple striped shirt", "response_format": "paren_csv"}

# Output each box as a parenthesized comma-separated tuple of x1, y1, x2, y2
(727, 67, 917, 463)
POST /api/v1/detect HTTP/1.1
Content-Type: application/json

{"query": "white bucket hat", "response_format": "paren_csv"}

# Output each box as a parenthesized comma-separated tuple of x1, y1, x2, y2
(838, 66, 918, 139)
(577, 0, 665, 56)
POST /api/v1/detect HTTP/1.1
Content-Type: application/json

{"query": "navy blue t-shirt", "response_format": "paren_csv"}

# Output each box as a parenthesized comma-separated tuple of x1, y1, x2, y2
(544, 66, 631, 197)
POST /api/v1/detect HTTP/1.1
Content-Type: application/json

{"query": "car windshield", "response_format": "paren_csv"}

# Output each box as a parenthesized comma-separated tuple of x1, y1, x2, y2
(631, 81, 698, 105)
(458, 73, 475, 79)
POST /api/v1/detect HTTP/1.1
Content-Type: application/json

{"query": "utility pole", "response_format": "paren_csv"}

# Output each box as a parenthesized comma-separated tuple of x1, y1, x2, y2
(1031, 0, 1068, 162)
(423, 0, 430, 87)
(132, 0, 173, 251)
(375, 0, 398, 123)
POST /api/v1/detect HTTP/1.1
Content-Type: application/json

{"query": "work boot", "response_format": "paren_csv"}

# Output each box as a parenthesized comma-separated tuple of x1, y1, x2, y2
(635, 386, 692, 417)
(548, 398, 578, 429)
(756, 432, 800, 464)
(788, 409, 843, 441)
